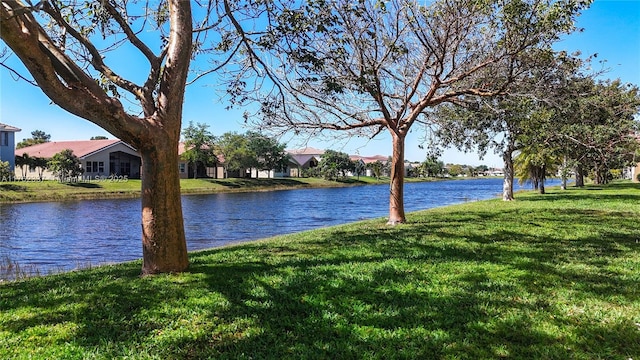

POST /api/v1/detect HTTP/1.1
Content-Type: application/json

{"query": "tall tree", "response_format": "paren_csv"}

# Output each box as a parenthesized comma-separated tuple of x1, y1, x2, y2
(436, 96, 537, 199)
(246, 131, 289, 178)
(318, 149, 353, 181)
(182, 122, 217, 179)
(560, 79, 640, 184)
(216, 132, 255, 177)
(1, 0, 192, 274)
(221, 0, 589, 223)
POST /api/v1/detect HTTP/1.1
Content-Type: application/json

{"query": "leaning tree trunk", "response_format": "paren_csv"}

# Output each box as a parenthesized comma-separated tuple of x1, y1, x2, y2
(502, 150, 515, 201)
(0, 0, 193, 275)
(388, 132, 406, 225)
(139, 137, 188, 274)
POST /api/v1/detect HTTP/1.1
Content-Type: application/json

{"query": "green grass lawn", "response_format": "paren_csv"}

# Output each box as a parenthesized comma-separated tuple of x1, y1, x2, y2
(1, 182, 639, 359)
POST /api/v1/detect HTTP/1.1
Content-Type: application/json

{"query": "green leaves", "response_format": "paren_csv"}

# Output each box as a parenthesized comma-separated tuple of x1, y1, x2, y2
(181, 121, 217, 178)
(47, 149, 83, 182)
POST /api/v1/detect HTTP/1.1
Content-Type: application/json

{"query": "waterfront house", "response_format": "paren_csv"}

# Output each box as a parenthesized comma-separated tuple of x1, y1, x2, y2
(349, 155, 389, 177)
(0, 123, 21, 171)
(177, 142, 225, 179)
(15, 139, 141, 179)
(284, 147, 325, 177)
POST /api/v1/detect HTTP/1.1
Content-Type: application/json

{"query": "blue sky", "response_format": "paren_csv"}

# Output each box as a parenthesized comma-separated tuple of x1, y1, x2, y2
(1, 0, 638, 167)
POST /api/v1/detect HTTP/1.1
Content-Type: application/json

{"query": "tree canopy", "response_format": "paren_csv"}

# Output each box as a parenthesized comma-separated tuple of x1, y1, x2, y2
(246, 131, 289, 177)
(215, 131, 289, 178)
(220, 0, 591, 223)
(318, 149, 353, 181)
(182, 121, 217, 179)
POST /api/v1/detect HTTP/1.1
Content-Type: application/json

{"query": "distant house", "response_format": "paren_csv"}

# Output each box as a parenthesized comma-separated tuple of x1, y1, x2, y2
(484, 168, 505, 177)
(0, 123, 21, 171)
(15, 139, 141, 179)
(177, 142, 225, 179)
(285, 147, 325, 177)
(349, 155, 389, 177)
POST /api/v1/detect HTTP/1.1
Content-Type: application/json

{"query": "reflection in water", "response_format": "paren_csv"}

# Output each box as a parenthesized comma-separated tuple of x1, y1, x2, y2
(0, 178, 558, 278)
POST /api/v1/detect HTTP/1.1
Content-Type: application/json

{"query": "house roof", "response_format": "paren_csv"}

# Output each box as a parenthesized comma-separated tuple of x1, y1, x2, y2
(15, 139, 127, 159)
(349, 155, 388, 164)
(0, 123, 21, 132)
(289, 154, 321, 167)
(286, 147, 325, 156)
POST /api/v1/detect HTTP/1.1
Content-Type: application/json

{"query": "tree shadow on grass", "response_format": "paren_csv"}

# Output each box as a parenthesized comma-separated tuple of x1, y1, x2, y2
(0, 184, 28, 192)
(63, 182, 103, 189)
(1, 205, 638, 359)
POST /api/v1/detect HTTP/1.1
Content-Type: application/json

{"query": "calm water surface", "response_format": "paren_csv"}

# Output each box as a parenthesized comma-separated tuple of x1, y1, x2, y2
(0, 178, 556, 275)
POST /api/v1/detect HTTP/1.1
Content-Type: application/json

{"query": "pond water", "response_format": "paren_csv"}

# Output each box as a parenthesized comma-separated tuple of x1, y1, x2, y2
(0, 178, 557, 276)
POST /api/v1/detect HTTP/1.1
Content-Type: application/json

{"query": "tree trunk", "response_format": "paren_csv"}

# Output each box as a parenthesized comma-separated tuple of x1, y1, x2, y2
(575, 164, 585, 187)
(388, 133, 406, 225)
(539, 165, 546, 194)
(139, 139, 188, 275)
(593, 165, 603, 185)
(502, 150, 515, 201)
(561, 155, 567, 190)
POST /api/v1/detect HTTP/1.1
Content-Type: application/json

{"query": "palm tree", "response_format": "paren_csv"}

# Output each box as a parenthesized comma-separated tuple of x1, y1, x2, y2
(514, 145, 559, 194)
(14, 154, 31, 180)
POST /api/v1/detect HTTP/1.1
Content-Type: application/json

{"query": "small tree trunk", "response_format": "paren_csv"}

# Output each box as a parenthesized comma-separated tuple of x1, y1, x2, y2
(388, 133, 406, 225)
(561, 155, 567, 190)
(539, 165, 546, 194)
(575, 164, 585, 187)
(593, 165, 603, 185)
(502, 150, 515, 201)
(139, 140, 188, 275)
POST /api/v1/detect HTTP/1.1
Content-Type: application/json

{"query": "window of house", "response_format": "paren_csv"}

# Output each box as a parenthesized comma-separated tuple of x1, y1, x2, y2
(120, 162, 130, 175)
(86, 161, 93, 172)
(179, 163, 186, 173)
(98, 162, 104, 172)
(0, 132, 7, 146)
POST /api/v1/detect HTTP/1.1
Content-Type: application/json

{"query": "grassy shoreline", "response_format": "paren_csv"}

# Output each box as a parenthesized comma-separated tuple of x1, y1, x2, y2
(0, 175, 455, 204)
(1, 181, 638, 358)
(0, 177, 379, 203)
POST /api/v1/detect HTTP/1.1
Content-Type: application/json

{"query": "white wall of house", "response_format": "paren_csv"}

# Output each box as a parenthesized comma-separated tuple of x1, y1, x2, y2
(250, 169, 276, 178)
